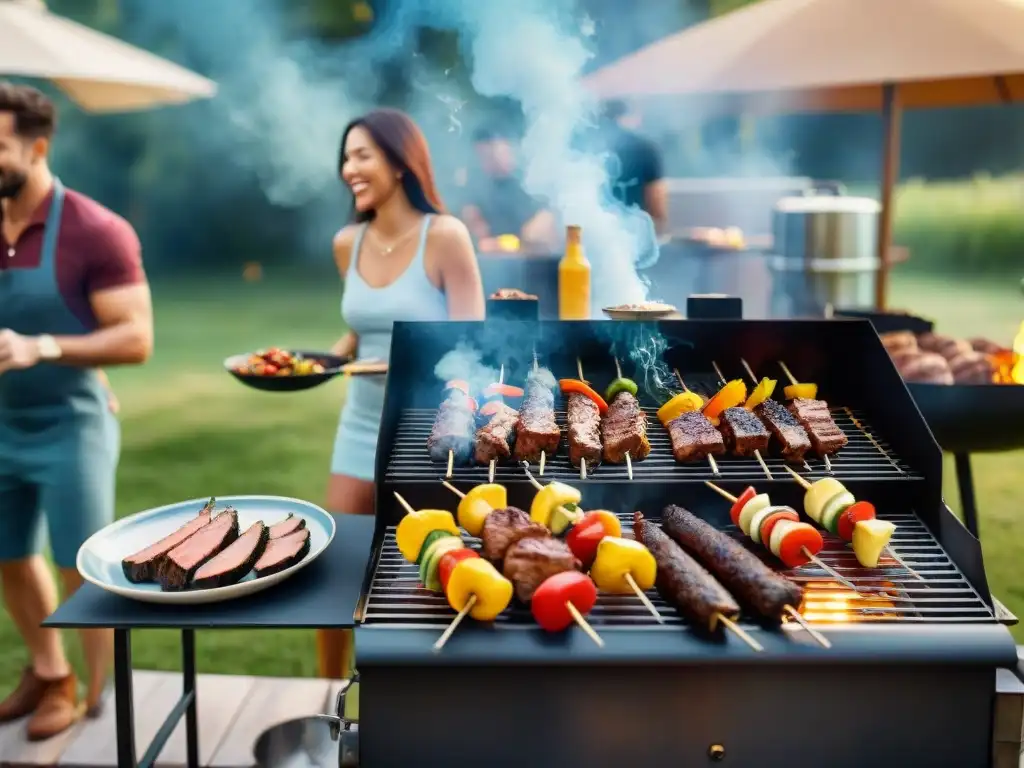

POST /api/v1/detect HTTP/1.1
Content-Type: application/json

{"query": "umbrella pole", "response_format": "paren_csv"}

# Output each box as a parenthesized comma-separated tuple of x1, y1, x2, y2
(875, 83, 902, 311)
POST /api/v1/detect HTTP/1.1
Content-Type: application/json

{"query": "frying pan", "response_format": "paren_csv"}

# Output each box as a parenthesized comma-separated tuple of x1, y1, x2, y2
(835, 309, 1024, 453)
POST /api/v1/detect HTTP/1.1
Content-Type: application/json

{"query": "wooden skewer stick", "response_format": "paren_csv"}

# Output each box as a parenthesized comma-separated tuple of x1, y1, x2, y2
(521, 462, 544, 491)
(394, 492, 415, 516)
(782, 605, 832, 649)
(567, 603, 604, 647)
(577, 359, 588, 480)
(533, 353, 539, 373)
(446, 449, 454, 479)
(576, 357, 586, 382)
(885, 548, 925, 581)
(580, 457, 586, 481)
(822, 453, 833, 475)
(778, 360, 798, 387)
(754, 449, 773, 480)
(441, 480, 465, 499)
(706, 479, 859, 592)
(434, 595, 476, 652)
(539, 450, 546, 476)
(715, 613, 763, 652)
(672, 369, 718, 475)
(625, 451, 634, 480)
(614, 357, 623, 379)
(711, 360, 727, 384)
(740, 358, 757, 384)
(625, 573, 663, 623)
(488, 460, 496, 483)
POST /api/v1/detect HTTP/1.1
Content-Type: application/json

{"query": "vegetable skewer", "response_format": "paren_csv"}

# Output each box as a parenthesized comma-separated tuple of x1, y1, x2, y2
(531, 571, 605, 647)
(704, 481, 858, 592)
(781, 466, 923, 579)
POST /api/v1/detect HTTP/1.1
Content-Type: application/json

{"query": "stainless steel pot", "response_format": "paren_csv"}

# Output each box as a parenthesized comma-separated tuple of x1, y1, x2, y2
(253, 676, 359, 767)
(768, 183, 881, 314)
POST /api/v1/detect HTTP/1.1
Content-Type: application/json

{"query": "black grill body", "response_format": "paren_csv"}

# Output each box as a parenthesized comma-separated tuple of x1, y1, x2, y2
(350, 319, 1016, 768)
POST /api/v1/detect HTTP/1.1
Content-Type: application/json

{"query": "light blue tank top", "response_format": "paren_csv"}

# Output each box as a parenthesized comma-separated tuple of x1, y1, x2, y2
(337, 214, 448, 466)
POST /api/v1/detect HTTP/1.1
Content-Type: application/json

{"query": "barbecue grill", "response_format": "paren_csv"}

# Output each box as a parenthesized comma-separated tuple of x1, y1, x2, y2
(341, 318, 1017, 767)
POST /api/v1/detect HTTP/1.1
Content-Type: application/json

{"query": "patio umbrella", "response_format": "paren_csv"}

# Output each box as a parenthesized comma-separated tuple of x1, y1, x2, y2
(583, 0, 1024, 309)
(0, 0, 216, 113)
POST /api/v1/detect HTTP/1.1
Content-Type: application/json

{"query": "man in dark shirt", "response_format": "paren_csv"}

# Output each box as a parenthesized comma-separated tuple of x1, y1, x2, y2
(461, 128, 557, 252)
(0, 82, 153, 738)
(594, 100, 669, 234)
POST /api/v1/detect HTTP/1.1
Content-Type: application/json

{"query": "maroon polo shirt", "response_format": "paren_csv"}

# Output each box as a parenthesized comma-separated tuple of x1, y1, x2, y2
(0, 185, 145, 330)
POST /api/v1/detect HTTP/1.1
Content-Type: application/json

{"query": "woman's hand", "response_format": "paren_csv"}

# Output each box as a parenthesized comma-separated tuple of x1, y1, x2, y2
(332, 332, 358, 360)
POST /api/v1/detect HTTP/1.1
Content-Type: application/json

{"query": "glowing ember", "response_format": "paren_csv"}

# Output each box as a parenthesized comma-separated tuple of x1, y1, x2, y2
(800, 581, 898, 623)
(1013, 320, 1024, 384)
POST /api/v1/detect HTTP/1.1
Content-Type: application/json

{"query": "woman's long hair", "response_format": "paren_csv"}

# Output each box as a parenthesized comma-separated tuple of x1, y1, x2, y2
(339, 108, 446, 223)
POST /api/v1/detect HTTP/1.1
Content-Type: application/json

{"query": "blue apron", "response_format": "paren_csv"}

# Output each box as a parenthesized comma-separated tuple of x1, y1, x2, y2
(0, 179, 120, 568)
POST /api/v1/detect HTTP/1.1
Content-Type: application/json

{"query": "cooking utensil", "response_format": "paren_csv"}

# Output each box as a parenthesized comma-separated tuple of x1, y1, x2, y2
(224, 350, 348, 392)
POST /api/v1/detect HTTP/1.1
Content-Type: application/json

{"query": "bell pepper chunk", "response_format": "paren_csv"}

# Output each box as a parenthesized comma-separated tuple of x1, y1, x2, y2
(395, 509, 459, 563)
(729, 486, 756, 526)
(784, 382, 818, 400)
(444, 379, 470, 395)
(577, 510, 622, 538)
(439, 548, 479, 593)
(837, 501, 876, 542)
(604, 377, 638, 403)
(483, 383, 525, 400)
(530, 481, 582, 528)
(852, 519, 895, 568)
(558, 379, 608, 414)
(656, 391, 704, 425)
(531, 571, 598, 632)
(743, 378, 777, 410)
(457, 483, 507, 536)
(445, 558, 513, 621)
(703, 380, 747, 424)
(590, 537, 657, 593)
(565, 519, 606, 567)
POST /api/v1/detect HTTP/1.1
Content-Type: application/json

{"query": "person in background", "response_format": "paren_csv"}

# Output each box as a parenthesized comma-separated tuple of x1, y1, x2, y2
(320, 108, 485, 678)
(461, 127, 558, 252)
(595, 99, 669, 235)
(0, 82, 152, 738)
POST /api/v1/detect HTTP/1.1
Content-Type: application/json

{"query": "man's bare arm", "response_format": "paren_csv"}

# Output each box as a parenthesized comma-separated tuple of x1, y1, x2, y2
(54, 283, 153, 366)
(644, 179, 669, 235)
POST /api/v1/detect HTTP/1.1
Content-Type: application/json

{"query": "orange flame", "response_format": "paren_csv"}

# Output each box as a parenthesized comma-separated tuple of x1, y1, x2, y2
(1012, 320, 1024, 384)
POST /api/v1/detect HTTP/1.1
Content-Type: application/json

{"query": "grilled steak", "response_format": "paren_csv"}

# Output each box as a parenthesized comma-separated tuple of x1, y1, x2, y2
(754, 399, 811, 463)
(503, 536, 580, 602)
(254, 528, 311, 578)
(633, 512, 739, 633)
(566, 393, 602, 468)
(661, 505, 803, 622)
(157, 509, 240, 591)
(122, 498, 215, 583)
(474, 402, 518, 464)
(268, 513, 306, 539)
(192, 521, 269, 589)
(718, 407, 770, 457)
(601, 392, 651, 463)
(666, 411, 725, 462)
(513, 370, 560, 462)
(788, 398, 848, 456)
(479, 506, 549, 563)
(427, 392, 477, 465)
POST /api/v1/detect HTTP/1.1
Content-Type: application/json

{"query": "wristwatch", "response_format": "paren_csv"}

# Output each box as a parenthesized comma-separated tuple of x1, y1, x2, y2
(37, 334, 62, 361)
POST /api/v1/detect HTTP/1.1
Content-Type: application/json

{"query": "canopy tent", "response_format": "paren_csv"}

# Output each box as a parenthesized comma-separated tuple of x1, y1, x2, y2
(0, 0, 215, 112)
(584, 0, 1024, 308)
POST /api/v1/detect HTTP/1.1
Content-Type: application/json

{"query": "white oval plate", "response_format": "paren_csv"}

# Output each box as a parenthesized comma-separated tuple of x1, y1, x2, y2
(76, 495, 336, 605)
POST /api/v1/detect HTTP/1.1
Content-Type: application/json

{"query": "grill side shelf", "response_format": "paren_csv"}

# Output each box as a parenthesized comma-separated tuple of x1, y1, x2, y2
(360, 510, 996, 631)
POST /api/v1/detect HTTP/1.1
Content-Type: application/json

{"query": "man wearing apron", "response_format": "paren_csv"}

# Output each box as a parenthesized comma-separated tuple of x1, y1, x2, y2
(0, 83, 152, 739)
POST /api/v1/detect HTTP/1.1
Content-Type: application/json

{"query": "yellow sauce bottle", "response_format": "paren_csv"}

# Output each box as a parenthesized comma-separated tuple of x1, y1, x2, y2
(558, 225, 591, 320)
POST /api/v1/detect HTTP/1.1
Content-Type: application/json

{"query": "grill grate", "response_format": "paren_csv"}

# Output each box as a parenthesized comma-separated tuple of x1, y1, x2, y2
(360, 510, 997, 630)
(385, 406, 919, 484)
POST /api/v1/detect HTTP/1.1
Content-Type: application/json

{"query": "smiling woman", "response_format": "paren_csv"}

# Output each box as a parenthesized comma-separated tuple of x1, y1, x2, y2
(320, 108, 485, 678)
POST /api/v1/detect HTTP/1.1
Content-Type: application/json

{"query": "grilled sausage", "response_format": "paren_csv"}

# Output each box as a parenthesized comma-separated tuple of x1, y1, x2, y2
(633, 512, 740, 633)
(661, 505, 803, 622)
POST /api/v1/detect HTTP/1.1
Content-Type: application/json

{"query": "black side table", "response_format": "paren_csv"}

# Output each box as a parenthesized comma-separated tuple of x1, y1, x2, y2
(45, 515, 375, 768)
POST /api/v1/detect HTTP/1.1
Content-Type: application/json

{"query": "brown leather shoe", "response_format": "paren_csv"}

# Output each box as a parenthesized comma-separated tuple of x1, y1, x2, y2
(26, 674, 84, 741)
(0, 667, 48, 722)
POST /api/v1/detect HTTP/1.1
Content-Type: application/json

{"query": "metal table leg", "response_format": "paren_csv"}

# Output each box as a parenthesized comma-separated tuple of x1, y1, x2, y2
(112, 628, 200, 768)
(954, 452, 980, 540)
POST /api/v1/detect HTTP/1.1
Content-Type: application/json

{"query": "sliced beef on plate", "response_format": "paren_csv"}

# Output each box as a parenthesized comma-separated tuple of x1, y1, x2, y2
(121, 500, 214, 583)
(192, 521, 270, 589)
(254, 528, 312, 578)
(157, 510, 240, 591)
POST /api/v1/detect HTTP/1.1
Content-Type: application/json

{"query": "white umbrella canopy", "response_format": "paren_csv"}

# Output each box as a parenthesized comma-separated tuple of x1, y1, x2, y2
(583, 0, 1024, 309)
(0, 0, 216, 113)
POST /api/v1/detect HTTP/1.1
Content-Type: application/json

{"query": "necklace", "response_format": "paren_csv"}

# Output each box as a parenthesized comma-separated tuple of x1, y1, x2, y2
(368, 220, 421, 257)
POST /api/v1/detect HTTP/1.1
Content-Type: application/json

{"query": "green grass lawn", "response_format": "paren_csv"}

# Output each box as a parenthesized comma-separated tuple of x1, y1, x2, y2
(0, 267, 1019, 695)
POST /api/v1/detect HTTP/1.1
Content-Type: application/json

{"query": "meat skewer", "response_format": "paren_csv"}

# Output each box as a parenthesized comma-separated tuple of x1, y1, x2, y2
(704, 481, 858, 592)
(427, 379, 478, 479)
(776, 360, 848, 471)
(605, 357, 651, 480)
(514, 354, 560, 476)
(658, 370, 722, 474)
(710, 361, 773, 480)
(660, 504, 830, 649)
(568, 358, 602, 480)
(739, 359, 813, 467)
(633, 512, 762, 651)
(475, 364, 520, 483)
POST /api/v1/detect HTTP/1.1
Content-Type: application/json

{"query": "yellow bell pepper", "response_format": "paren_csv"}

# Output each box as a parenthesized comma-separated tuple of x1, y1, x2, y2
(530, 482, 582, 528)
(784, 382, 818, 400)
(457, 483, 507, 536)
(446, 557, 514, 621)
(590, 537, 657, 594)
(395, 508, 459, 563)
(744, 378, 777, 410)
(656, 391, 705, 425)
(703, 379, 747, 425)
